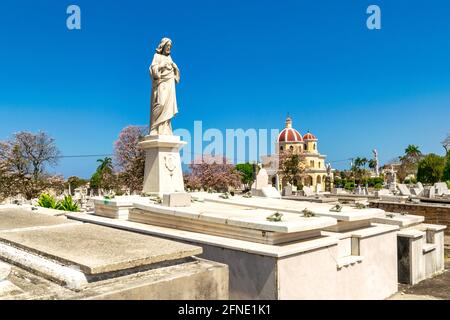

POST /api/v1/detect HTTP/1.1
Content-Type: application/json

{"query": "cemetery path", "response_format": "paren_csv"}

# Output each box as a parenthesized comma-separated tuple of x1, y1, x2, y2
(393, 260, 450, 300)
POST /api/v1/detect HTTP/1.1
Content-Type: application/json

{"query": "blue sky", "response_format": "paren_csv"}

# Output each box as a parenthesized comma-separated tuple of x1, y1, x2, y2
(1, 0, 449, 178)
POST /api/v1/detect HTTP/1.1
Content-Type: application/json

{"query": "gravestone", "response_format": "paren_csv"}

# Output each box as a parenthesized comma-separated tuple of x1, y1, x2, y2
(375, 189, 391, 197)
(434, 182, 450, 196)
(410, 188, 423, 196)
(423, 187, 435, 199)
(303, 186, 315, 197)
(282, 184, 293, 196)
(261, 186, 282, 199)
(417, 182, 424, 191)
(316, 184, 322, 193)
(397, 184, 411, 196)
(251, 168, 269, 190)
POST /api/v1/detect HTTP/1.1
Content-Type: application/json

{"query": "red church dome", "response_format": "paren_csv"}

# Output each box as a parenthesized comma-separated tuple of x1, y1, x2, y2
(278, 117, 303, 143)
(303, 132, 317, 141)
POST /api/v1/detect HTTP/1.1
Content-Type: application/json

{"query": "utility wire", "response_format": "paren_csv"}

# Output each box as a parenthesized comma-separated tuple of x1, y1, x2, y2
(57, 154, 113, 159)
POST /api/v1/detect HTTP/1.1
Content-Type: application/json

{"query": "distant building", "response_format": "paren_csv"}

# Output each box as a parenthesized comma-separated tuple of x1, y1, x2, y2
(264, 117, 330, 192)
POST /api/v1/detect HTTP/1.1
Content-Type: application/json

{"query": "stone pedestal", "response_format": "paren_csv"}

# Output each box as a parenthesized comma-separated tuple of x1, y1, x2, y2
(138, 135, 187, 197)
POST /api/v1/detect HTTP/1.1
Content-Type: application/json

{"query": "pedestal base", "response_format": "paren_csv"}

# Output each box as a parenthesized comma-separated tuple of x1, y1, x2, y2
(138, 135, 187, 197)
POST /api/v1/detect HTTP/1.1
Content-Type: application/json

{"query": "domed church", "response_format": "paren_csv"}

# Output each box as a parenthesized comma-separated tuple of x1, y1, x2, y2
(269, 117, 330, 192)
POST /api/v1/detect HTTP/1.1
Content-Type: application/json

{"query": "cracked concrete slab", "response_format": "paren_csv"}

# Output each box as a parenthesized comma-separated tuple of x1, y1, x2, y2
(0, 208, 74, 231)
(0, 223, 202, 274)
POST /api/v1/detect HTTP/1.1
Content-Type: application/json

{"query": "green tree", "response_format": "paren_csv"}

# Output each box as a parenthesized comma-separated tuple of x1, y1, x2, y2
(443, 152, 450, 181)
(417, 154, 445, 184)
(351, 157, 369, 184)
(66, 176, 88, 194)
(398, 145, 422, 181)
(235, 163, 254, 188)
(368, 159, 377, 171)
(90, 171, 101, 190)
(96, 157, 113, 173)
(279, 151, 306, 186)
(90, 157, 116, 192)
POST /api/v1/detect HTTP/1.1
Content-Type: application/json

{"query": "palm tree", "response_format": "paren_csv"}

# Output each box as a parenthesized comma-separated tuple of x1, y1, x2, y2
(368, 159, 377, 170)
(95, 157, 115, 192)
(96, 157, 113, 173)
(353, 157, 368, 169)
(351, 157, 369, 184)
(398, 145, 422, 182)
(404, 145, 422, 160)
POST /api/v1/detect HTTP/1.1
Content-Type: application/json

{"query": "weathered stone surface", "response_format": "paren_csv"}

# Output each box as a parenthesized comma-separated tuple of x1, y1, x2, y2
(0, 261, 11, 280)
(0, 223, 202, 275)
(132, 202, 337, 234)
(1, 258, 228, 300)
(0, 208, 74, 231)
(194, 192, 385, 222)
(0, 280, 24, 297)
(139, 135, 187, 196)
(163, 192, 191, 207)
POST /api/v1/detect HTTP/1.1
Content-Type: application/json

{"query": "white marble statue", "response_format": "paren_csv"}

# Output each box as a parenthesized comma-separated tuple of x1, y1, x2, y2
(149, 37, 181, 136)
(372, 149, 380, 177)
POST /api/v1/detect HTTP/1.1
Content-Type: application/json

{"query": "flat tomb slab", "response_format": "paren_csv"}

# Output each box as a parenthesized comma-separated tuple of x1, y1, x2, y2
(372, 213, 425, 228)
(0, 223, 202, 275)
(0, 208, 74, 231)
(283, 196, 339, 203)
(192, 193, 385, 221)
(133, 202, 337, 233)
(129, 202, 337, 244)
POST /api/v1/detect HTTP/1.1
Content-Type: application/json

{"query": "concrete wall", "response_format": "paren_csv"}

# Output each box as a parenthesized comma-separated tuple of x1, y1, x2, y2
(191, 243, 278, 300)
(183, 236, 398, 300)
(348, 232, 398, 299)
(277, 246, 338, 299)
(370, 202, 450, 235)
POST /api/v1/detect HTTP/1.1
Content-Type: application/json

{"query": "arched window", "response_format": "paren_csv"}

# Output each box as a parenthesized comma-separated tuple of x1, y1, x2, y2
(317, 176, 322, 184)
(310, 160, 314, 167)
(289, 146, 294, 151)
(280, 146, 284, 151)
(313, 143, 316, 150)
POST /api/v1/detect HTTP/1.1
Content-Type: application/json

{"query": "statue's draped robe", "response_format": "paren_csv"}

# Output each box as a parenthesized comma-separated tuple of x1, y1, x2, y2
(149, 53, 180, 135)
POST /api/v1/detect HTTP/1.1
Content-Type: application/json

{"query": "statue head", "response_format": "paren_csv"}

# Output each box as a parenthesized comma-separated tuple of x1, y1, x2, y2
(156, 37, 173, 56)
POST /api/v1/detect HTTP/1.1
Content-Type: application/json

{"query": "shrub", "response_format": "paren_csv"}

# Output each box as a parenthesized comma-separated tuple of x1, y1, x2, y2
(37, 193, 61, 210)
(344, 181, 355, 191)
(37, 193, 79, 212)
(374, 183, 383, 190)
(58, 195, 79, 212)
(367, 177, 384, 187)
(417, 154, 445, 184)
